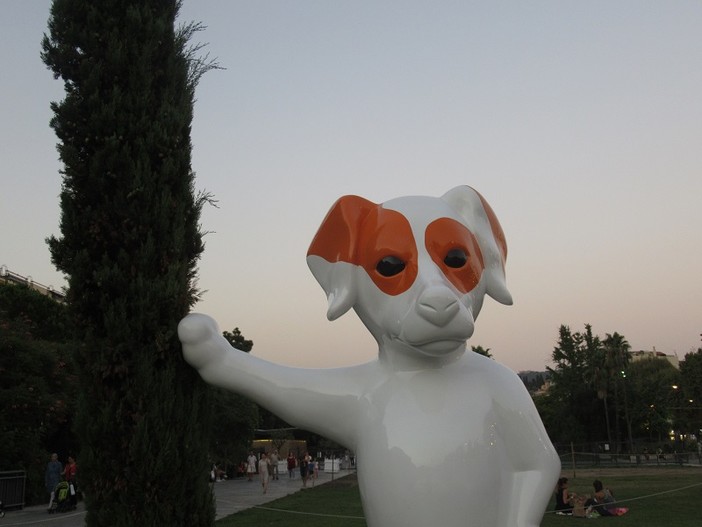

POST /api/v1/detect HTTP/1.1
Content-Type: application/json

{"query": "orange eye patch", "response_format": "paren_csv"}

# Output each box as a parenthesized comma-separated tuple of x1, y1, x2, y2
(357, 207, 418, 296)
(308, 196, 484, 296)
(307, 196, 418, 295)
(425, 218, 484, 294)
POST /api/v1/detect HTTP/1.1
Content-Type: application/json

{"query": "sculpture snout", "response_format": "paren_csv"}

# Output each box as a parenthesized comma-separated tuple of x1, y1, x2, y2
(416, 287, 460, 327)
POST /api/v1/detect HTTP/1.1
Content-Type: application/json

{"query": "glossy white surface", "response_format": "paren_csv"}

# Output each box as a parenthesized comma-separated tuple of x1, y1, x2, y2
(179, 186, 560, 526)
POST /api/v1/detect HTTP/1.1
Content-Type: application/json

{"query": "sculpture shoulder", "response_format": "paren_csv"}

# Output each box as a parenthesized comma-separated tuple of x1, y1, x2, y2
(341, 360, 387, 387)
(460, 352, 519, 378)
(457, 354, 530, 397)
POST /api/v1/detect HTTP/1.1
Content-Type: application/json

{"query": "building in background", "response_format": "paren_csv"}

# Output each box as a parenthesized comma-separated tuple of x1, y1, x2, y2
(629, 348, 679, 370)
(0, 265, 65, 302)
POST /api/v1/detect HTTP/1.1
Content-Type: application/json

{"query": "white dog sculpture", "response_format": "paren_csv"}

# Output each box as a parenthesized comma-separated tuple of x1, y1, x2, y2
(179, 186, 560, 527)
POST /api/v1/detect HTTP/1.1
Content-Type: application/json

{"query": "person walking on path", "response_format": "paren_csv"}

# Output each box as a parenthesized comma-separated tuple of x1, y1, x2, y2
(246, 451, 257, 481)
(62, 455, 78, 510)
(269, 449, 280, 480)
(287, 451, 296, 479)
(300, 452, 312, 488)
(258, 453, 270, 494)
(44, 453, 63, 510)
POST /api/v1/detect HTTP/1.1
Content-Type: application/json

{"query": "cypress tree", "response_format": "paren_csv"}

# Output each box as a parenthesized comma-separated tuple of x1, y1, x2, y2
(42, 1, 215, 524)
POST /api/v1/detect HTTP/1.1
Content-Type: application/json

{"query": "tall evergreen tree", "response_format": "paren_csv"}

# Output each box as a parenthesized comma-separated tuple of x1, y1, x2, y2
(545, 324, 604, 445)
(585, 329, 613, 450)
(545, 325, 590, 443)
(42, 1, 215, 524)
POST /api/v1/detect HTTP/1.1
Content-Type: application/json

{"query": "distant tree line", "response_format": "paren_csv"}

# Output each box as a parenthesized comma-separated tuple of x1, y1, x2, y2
(0, 284, 78, 505)
(536, 323, 702, 455)
(518, 371, 549, 393)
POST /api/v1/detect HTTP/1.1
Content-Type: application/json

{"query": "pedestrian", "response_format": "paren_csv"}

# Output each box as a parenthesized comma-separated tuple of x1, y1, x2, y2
(259, 453, 270, 494)
(62, 455, 78, 510)
(299, 453, 309, 487)
(45, 453, 63, 511)
(305, 454, 315, 487)
(246, 451, 257, 481)
(270, 449, 280, 480)
(287, 451, 296, 479)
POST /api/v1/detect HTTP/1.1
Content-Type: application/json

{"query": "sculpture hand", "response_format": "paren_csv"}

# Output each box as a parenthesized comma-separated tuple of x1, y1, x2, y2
(178, 313, 228, 372)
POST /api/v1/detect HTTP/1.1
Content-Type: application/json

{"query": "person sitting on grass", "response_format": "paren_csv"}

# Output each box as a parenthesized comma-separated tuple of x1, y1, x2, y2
(585, 479, 628, 516)
(554, 477, 574, 515)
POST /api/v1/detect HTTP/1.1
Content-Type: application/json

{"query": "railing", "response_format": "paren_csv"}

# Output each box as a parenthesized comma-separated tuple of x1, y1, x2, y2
(0, 470, 26, 510)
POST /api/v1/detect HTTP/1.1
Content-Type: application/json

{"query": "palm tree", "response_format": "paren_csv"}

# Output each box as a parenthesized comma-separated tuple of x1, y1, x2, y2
(584, 326, 612, 450)
(603, 332, 633, 453)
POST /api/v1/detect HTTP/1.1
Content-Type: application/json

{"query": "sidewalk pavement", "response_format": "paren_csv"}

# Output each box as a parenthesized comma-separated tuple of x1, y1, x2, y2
(213, 468, 351, 518)
(1, 470, 354, 526)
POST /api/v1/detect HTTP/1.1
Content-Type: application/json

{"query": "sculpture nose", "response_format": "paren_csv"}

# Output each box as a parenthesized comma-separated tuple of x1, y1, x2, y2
(417, 287, 460, 327)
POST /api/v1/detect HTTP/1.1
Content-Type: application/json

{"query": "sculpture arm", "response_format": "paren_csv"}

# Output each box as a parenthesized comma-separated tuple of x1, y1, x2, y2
(493, 370, 561, 527)
(178, 313, 363, 448)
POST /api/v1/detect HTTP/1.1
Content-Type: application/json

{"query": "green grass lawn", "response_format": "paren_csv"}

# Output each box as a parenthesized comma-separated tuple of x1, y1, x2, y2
(216, 474, 365, 527)
(541, 467, 702, 527)
(216, 468, 702, 527)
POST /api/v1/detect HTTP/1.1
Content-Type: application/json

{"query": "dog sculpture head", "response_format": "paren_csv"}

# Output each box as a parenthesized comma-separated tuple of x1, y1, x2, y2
(306, 186, 512, 359)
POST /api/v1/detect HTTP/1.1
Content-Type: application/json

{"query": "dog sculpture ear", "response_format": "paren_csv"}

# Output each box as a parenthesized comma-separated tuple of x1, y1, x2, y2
(441, 186, 513, 306)
(307, 195, 378, 320)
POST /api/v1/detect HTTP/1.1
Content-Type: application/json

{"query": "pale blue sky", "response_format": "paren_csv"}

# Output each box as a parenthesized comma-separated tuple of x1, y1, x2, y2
(2, 1, 700, 372)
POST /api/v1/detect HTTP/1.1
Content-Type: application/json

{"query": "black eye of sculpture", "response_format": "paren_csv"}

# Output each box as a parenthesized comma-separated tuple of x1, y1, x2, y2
(444, 248, 467, 268)
(376, 256, 406, 277)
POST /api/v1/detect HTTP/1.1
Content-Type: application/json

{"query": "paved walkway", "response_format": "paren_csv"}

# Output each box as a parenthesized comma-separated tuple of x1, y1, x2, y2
(213, 469, 351, 518)
(1, 470, 353, 526)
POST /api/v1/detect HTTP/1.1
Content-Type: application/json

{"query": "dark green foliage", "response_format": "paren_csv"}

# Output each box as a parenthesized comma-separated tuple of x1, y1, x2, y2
(519, 371, 547, 393)
(41, 1, 214, 524)
(627, 358, 680, 442)
(210, 388, 258, 472)
(222, 328, 253, 352)
(544, 325, 635, 449)
(471, 345, 492, 358)
(680, 347, 702, 402)
(544, 325, 600, 444)
(0, 283, 69, 340)
(540, 324, 702, 454)
(678, 348, 702, 440)
(212, 329, 258, 470)
(0, 284, 77, 505)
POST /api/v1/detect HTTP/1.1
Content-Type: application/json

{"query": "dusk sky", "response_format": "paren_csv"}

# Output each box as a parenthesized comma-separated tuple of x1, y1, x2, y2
(2, 1, 700, 373)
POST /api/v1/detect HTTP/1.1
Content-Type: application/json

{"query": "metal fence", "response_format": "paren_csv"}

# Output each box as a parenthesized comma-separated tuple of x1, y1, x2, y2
(558, 450, 701, 469)
(0, 470, 26, 509)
